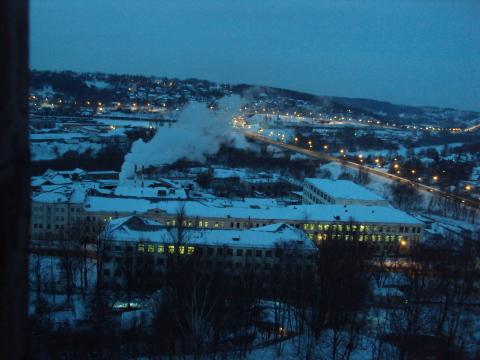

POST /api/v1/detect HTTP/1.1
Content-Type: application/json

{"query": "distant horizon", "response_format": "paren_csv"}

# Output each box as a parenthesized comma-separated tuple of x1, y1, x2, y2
(30, 0, 480, 111)
(30, 67, 479, 112)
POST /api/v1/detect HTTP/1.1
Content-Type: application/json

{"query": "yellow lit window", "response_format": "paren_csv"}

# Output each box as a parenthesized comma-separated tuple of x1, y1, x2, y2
(187, 246, 195, 255)
(166, 220, 171, 226)
(137, 244, 145, 252)
(199, 221, 203, 227)
(171, 220, 176, 226)
(303, 224, 308, 230)
(168, 245, 175, 253)
(360, 225, 365, 232)
(188, 221, 192, 227)
(204, 221, 208, 227)
(179, 246, 185, 255)
(157, 245, 164, 253)
(214, 222, 219, 228)
(147, 244, 155, 253)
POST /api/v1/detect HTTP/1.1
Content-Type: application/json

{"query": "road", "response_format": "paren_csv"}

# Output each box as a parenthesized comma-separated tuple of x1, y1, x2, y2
(243, 130, 480, 210)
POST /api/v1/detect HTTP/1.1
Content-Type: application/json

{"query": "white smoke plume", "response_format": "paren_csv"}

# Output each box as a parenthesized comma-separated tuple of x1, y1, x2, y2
(120, 95, 244, 181)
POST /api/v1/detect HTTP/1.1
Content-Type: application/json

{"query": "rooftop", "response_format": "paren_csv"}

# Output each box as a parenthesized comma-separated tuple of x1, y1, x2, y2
(305, 178, 385, 201)
(85, 197, 422, 225)
(107, 216, 315, 249)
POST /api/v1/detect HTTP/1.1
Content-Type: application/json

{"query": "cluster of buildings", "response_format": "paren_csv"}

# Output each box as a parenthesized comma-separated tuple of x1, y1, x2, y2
(31, 169, 424, 291)
(31, 168, 423, 245)
(30, 167, 424, 290)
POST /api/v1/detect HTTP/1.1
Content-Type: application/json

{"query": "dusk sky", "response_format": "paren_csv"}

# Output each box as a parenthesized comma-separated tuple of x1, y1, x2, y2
(31, 0, 480, 111)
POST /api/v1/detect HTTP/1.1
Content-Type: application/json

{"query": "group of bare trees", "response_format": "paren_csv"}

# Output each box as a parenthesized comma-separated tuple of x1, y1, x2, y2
(28, 210, 480, 359)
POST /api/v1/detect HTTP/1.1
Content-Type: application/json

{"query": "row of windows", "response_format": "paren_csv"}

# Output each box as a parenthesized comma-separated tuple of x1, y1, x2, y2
(305, 184, 332, 203)
(303, 223, 421, 234)
(134, 243, 307, 258)
(312, 233, 404, 242)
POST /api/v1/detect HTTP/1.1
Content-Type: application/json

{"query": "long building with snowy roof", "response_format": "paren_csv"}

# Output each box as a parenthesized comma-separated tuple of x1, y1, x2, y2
(101, 216, 316, 291)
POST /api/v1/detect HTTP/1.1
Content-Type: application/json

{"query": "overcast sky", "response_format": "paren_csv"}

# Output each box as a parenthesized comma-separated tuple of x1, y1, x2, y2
(30, 0, 480, 110)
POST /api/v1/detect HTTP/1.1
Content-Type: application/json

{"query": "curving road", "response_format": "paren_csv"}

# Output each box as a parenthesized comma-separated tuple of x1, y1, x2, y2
(243, 130, 480, 210)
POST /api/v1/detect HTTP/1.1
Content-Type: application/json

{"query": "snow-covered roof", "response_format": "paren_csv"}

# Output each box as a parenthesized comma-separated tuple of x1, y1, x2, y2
(305, 178, 385, 201)
(85, 197, 422, 225)
(106, 216, 315, 249)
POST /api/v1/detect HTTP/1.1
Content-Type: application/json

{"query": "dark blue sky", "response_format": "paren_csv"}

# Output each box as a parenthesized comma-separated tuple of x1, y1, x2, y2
(31, 0, 480, 110)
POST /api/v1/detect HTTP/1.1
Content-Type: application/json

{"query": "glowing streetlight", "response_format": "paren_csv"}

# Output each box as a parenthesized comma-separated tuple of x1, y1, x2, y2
(323, 145, 328, 150)
(400, 239, 407, 247)
(465, 185, 472, 191)
(433, 176, 439, 181)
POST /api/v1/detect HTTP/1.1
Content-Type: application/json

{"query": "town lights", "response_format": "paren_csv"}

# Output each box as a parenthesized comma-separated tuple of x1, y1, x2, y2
(323, 145, 328, 150)
(358, 154, 363, 159)
(433, 176, 439, 181)
(465, 185, 472, 191)
(340, 149, 345, 154)
(400, 239, 407, 247)
(394, 164, 399, 169)
(411, 170, 416, 174)
(294, 137, 299, 142)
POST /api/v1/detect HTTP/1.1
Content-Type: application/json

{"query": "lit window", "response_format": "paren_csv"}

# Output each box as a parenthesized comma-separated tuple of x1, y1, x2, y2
(187, 246, 195, 255)
(214, 222, 219, 228)
(303, 224, 308, 230)
(204, 221, 208, 227)
(147, 244, 155, 253)
(199, 221, 203, 227)
(157, 245, 164, 253)
(137, 244, 145, 252)
(168, 245, 175, 254)
(179, 246, 185, 255)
